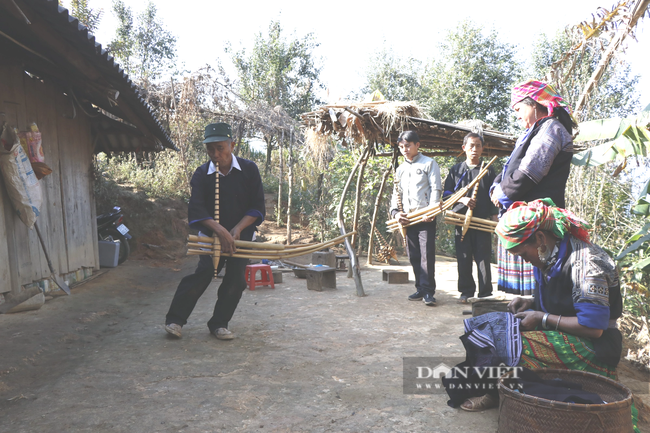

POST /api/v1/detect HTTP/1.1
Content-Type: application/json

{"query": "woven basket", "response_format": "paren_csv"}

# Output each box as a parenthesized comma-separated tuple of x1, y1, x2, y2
(498, 369, 633, 433)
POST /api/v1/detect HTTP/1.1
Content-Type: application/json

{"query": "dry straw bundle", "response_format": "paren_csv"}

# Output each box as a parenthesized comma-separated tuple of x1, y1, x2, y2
(302, 100, 424, 149)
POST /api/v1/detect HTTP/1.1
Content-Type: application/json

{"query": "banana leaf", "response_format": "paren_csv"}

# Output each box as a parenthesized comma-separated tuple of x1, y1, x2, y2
(633, 177, 650, 216)
(631, 255, 650, 271)
(572, 102, 650, 167)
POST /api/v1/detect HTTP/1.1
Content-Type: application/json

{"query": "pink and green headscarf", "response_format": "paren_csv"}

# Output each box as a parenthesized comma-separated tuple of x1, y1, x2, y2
(496, 198, 590, 249)
(510, 80, 572, 117)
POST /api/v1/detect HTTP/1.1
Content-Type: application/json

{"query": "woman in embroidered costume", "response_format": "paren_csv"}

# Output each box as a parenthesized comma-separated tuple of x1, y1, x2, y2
(498, 198, 622, 379)
(490, 81, 577, 295)
(451, 199, 637, 430)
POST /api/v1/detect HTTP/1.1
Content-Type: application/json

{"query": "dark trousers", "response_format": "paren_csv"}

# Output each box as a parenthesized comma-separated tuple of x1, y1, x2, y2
(165, 254, 248, 332)
(455, 227, 493, 298)
(406, 221, 436, 295)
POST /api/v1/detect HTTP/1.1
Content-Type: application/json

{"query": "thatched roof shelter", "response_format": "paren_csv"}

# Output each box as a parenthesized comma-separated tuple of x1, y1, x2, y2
(302, 101, 516, 157)
(300, 100, 519, 292)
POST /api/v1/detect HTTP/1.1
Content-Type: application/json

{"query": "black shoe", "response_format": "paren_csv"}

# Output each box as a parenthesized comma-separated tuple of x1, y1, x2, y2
(423, 294, 437, 306)
(408, 291, 424, 301)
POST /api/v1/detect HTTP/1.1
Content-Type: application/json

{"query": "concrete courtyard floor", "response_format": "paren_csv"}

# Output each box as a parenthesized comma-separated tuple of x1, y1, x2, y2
(0, 254, 647, 433)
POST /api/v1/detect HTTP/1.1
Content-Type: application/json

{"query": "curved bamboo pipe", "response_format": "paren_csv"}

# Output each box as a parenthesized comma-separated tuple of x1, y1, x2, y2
(188, 236, 286, 250)
(186, 232, 356, 260)
(386, 156, 497, 232)
(444, 210, 497, 234)
(461, 161, 483, 242)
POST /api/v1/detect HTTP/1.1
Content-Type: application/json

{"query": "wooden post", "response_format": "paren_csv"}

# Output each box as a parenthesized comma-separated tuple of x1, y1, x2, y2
(337, 148, 367, 297)
(367, 155, 395, 265)
(351, 146, 370, 250)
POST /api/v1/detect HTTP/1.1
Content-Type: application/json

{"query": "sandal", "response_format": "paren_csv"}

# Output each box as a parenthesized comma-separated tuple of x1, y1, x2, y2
(460, 393, 498, 412)
(458, 296, 469, 304)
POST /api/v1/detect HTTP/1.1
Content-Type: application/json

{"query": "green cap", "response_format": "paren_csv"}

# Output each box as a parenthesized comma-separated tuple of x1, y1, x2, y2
(203, 122, 232, 144)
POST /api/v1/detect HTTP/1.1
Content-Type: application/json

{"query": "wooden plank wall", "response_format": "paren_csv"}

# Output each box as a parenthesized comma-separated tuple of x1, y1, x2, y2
(0, 57, 97, 294)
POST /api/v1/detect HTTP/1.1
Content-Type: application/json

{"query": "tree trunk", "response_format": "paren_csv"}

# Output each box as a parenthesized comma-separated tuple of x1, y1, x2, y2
(277, 129, 284, 226)
(264, 134, 274, 176)
(351, 148, 370, 250)
(337, 148, 368, 297)
(233, 120, 245, 157)
(574, 0, 650, 120)
(317, 172, 324, 242)
(170, 77, 190, 194)
(367, 158, 394, 265)
(286, 129, 293, 245)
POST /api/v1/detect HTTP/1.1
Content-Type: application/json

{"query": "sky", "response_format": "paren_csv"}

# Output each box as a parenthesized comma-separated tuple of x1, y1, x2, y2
(85, 0, 650, 110)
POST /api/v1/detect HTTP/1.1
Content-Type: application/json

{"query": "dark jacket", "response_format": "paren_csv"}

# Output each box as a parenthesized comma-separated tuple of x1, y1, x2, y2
(187, 157, 265, 242)
(492, 117, 573, 210)
(443, 160, 498, 219)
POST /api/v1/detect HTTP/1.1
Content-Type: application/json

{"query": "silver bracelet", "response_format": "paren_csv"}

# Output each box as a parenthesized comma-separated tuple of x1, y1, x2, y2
(542, 313, 550, 330)
(555, 315, 562, 331)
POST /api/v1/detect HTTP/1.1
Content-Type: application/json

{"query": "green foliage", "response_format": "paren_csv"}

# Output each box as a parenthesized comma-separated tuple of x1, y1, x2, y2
(311, 149, 397, 252)
(360, 21, 521, 131)
(573, 103, 650, 167)
(565, 161, 650, 320)
(362, 49, 429, 103)
(108, 0, 177, 82)
(227, 21, 322, 120)
(95, 150, 196, 201)
(68, 0, 103, 32)
(424, 21, 522, 130)
(531, 31, 640, 121)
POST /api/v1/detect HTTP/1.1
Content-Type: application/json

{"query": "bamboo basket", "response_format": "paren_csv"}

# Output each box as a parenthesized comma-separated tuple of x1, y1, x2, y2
(498, 369, 633, 433)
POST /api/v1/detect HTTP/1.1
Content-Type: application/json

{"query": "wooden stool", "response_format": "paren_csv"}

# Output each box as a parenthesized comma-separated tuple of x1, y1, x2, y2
(245, 264, 275, 290)
(382, 269, 409, 284)
(305, 267, 336, 291)
(335, 254, 349, 270)
(312, 251, 336, 268)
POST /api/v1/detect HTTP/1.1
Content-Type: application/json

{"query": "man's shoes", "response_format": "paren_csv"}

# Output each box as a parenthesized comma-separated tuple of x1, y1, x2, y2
(213, 327, 235, 340)
(408, 291, 424, 301)
(423, 294, 437, 306)
(164, 323, 182, 338)
(458, 296, 469, 304)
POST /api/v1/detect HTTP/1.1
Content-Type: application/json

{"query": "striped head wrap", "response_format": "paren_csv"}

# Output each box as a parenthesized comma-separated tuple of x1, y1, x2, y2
(510, 80, 571, 117)
(496, 198, 590, 250)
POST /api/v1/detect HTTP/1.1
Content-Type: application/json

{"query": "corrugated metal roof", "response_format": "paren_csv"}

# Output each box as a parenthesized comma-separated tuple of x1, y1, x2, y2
(0, 0, 176, 151)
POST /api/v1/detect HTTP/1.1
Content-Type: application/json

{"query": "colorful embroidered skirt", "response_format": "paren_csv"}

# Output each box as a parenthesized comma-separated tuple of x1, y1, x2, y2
(519, 331, 639, 432)
(497, 238, 535, 295)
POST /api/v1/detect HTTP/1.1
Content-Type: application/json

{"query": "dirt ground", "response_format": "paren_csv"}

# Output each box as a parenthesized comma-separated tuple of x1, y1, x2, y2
(1, 251, 649, 433)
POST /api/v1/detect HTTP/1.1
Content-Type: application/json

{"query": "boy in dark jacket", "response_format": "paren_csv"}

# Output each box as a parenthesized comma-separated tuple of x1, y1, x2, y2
(443, 133, 497, 303)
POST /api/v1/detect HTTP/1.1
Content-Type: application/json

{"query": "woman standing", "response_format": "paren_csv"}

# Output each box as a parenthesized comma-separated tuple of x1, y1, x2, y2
(491, 80, 577, 295)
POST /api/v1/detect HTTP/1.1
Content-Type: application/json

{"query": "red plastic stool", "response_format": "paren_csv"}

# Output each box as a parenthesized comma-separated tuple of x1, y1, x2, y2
(245, 264, 275, 290)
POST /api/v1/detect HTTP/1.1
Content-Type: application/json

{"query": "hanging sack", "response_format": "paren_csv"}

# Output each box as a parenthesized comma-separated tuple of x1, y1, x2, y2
(0, 123, 42, 229)
(18, 123, 51, 179)
(18, 123, 45, 163)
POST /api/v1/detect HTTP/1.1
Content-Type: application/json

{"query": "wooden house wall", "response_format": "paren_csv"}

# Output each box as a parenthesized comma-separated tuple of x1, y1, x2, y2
(0, 57, 99, 295)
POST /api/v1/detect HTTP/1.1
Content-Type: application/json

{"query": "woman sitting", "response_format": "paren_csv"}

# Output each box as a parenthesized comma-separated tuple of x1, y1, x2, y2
(499, 198, 622, 380)
(446, 198, 637, 430)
